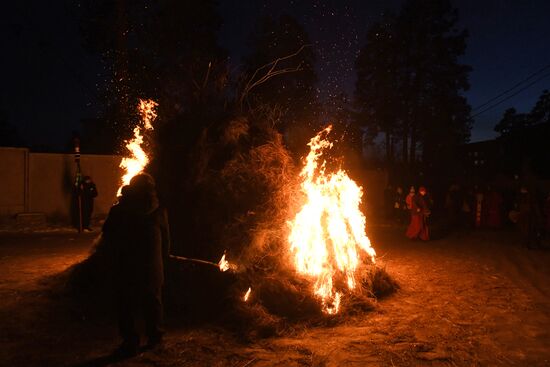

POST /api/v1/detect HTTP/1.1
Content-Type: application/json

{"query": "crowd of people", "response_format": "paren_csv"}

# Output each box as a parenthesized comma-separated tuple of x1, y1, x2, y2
(384, 183, 550, 247)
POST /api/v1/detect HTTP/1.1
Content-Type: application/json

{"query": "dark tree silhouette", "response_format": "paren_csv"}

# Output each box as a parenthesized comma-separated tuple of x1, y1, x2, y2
(494, 107, 530, 135)
(494, 89, 550, 138)
(355, 0, 472, 168)
(79, 0, 225, 153)
(243, 14, 317, 134)
(530, 89, 550, 125)
(0, 109, 22, 147)
(355, 14, 403, 163)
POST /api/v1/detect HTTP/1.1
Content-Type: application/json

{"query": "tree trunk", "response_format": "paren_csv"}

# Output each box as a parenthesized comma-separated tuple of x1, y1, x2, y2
(409, 121, 416, 165)
(385, 132, 392, 163)
(402, 130, 408, 164)
(389, 135, 394, 162)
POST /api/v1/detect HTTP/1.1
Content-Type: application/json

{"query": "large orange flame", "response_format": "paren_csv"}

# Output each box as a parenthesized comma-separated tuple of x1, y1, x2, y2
(288, 125, 376, 314)
(117, 99, 158, 195)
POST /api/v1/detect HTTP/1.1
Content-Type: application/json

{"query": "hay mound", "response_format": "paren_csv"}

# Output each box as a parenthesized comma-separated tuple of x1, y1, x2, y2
(63, 112, 399, 338)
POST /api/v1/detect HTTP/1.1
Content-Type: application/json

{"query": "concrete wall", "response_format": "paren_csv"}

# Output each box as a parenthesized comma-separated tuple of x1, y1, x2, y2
(0, 146, 388, 225)
(0, 147, 122, 222)
(0, 148, 27, 217)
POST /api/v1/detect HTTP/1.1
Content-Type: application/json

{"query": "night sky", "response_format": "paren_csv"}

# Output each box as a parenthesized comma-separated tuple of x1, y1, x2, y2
(2, 0, 550, 149)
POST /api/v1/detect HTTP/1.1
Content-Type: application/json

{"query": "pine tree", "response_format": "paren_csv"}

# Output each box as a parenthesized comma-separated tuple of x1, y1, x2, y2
(243, 14, 316, 133)
(530, 89, 550, 124)
(355, 0, 472, 167)
(79, 0, 225, 153)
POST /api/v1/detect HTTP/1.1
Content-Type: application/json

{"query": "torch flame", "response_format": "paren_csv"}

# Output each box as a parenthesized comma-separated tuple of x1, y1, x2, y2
(288, 125, 376, 314)
(117, 99, 158, 195)
(218, 254, 230, 272)
(218, 252, 238, 272)
(243, 287, 252, 302)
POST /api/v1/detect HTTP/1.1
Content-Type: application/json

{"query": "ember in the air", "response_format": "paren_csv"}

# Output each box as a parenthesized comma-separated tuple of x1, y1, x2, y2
(118, 99, 158, 195)
(288, 126, 376, 314)
(243, 287, 252, 302)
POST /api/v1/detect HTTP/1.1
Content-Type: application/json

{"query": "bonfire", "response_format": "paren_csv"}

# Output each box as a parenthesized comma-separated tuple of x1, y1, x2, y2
(287, 125, 377, 314)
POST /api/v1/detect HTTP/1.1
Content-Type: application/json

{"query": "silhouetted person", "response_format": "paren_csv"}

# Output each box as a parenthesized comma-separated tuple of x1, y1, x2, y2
(384, 184, 394, 220)
(81, 176, 98, 231)
(445, 184, 462, 228)
(461, 188, 474, 229)
(545, 193, 550, 238)
(406, 186, 430, 241)
(473, 186, 484, 228)
(485, 187, 503, 229)
(405, 186, 415, 211)
(102, 173, 170, 357)
(517, 185, 541, 249)
(393, 186, 406, 224)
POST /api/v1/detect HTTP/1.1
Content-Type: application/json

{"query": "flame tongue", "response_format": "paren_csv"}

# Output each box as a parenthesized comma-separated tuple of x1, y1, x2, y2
(218, 254, 230, 272)
(288, 125, 376, 314)
(243, 287, 252, 302)
(118, 99, 158, 195)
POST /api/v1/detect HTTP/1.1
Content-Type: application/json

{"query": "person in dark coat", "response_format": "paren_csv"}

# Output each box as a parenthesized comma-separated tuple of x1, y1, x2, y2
(393, 186, 407, 224)
(485, 187, 503, 229)
(102, 173, 170, 356)
(81, 176, 98, 231)
(517, 185, 542, 249)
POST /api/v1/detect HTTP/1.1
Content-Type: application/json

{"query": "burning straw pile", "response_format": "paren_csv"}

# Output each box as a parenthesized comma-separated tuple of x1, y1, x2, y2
(64, 99, 398, 338)
(153, 113, 398, 337)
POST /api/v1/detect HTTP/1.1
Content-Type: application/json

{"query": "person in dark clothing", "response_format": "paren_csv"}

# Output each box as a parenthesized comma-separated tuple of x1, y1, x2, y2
(102, 173, 170, 356)
(485, 187, 503, 229)
(81, 176, 98, 231)
(517, 185, 542, 249)
(384, 184, 394, 220)
(445, 184, 462, 229)
(393, 186, 406, 224)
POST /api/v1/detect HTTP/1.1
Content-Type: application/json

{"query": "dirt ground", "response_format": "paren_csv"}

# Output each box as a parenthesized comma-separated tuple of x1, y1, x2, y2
(1, 228, 550, 367)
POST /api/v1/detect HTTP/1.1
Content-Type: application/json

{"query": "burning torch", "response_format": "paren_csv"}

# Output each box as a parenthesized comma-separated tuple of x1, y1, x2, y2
(168, 252, 251, 301)
(168, 251, 238, 272)
(73, 135, 83, 233)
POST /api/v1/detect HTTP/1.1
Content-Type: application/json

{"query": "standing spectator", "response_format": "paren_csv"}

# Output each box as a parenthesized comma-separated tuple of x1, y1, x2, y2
(81, 176, 98, 232)
(461, 187, 474, 229)
(384, 184, 394, 220)
(405, 186, 415, 210)
(393, 186, 406, 224)
(517, 185, 542, 249)
(473, 186, 484, 228)
(406, 186, 430, 241)
(545, 193, 550, 236)
(445, 184, 462, 228)
(102, 173, 171, 356)
(485, 187, 503, 229)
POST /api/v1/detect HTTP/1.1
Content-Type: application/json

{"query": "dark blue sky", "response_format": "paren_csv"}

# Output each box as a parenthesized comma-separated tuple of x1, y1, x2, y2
(219, 0, 550, 141)
(2, 0, 550, 149)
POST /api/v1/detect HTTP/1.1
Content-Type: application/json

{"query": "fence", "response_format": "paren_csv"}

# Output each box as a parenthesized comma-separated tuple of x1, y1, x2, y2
(0, 147, 122, 223)
(0, 147, 389, 225)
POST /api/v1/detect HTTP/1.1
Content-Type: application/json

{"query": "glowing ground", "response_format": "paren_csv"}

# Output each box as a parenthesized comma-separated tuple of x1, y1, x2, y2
(1, 228, 549, 366)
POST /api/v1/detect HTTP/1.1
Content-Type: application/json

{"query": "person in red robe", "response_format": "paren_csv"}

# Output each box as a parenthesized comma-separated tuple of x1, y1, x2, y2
(406, 186, 430, 241)
(473, 186, 484, 228)
(485, 187, 503, 228)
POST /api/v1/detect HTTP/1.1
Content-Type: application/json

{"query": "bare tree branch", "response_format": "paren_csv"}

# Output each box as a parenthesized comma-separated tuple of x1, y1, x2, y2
(239, 44, 311, 110)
